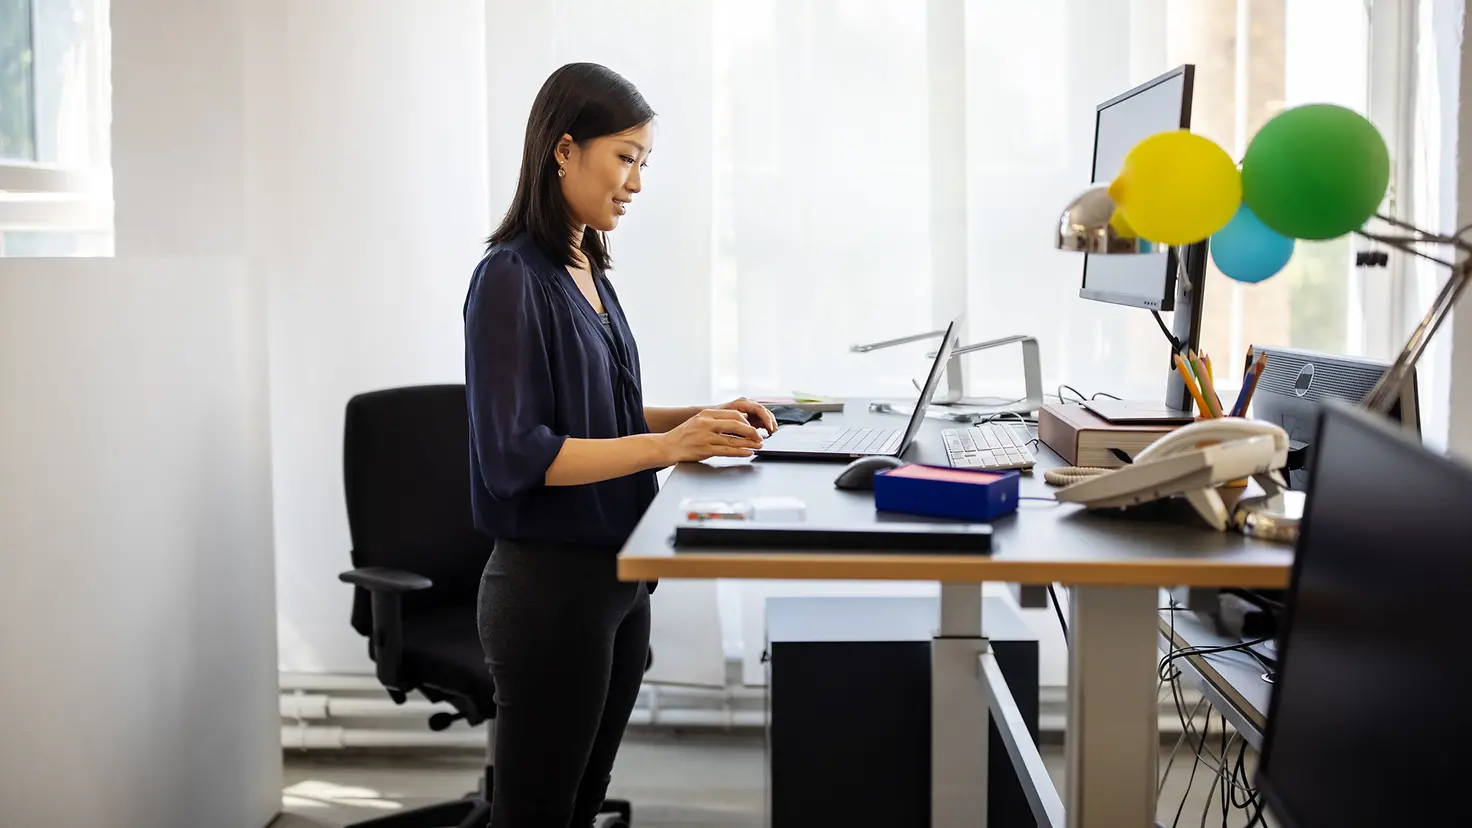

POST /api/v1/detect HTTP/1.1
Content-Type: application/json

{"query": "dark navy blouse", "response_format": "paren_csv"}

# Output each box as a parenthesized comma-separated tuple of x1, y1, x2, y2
(463, 234, 660, 548)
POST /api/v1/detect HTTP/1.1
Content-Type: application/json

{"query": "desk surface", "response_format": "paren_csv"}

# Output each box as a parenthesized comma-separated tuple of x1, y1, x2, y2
(618, 402, 1294, 586)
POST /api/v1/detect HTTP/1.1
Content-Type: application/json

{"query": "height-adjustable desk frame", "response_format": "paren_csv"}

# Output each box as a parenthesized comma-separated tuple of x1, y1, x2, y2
(618, 403, 1291, 828)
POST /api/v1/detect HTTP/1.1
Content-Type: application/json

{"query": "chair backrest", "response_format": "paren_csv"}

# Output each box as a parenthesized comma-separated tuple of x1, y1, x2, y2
(343, 384, 492, 636)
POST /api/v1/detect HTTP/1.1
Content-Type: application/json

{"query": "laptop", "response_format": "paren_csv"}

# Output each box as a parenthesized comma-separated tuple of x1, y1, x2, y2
(755, 318, 960, 461)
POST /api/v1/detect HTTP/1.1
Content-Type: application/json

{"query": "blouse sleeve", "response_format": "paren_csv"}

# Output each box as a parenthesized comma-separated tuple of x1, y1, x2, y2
(464, 249, 568, 499)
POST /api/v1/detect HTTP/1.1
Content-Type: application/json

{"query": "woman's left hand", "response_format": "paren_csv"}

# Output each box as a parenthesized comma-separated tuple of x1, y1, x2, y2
(715, 397, 778, 433)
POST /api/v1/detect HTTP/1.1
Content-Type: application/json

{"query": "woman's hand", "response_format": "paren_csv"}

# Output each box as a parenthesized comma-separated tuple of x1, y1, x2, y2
(658, 409, 765, 463)
(714, 397, 778, 434)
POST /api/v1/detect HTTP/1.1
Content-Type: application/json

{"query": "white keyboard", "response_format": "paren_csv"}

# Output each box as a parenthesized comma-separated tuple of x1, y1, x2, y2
(942, 424, 1036, 471)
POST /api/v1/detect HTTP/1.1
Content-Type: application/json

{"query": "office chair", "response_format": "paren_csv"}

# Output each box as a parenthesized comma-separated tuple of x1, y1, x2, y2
(338, 384, 636, 828)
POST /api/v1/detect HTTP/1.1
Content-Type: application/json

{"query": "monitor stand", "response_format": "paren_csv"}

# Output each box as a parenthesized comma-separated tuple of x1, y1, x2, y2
(1082, 398, 1194, 425)
(930, 335, 1044, 415)
(849, 331, 1045, 416)
(1164, 241, 1209, 413)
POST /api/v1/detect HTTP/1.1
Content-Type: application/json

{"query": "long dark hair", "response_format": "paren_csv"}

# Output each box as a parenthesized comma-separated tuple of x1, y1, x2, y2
(488, 63, 654, 272)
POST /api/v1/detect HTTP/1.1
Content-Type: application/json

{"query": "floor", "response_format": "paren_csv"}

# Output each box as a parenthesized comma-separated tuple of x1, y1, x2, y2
(275, 727, 1271, 827)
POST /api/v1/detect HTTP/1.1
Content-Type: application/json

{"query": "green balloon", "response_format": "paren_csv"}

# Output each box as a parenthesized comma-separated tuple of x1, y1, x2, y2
(1241, 104, 1389, 240)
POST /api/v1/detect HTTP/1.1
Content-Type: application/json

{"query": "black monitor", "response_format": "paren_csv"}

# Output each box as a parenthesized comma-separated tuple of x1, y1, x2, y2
(1081, 65, 1210, 412)
(1256, 401, 1471, 827)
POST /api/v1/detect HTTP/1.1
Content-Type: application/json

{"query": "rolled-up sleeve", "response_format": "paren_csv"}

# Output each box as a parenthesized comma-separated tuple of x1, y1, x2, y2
(465, 250, 568, 499)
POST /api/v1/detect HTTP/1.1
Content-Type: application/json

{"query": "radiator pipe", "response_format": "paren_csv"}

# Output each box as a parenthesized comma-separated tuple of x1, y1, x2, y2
(283, 709, 768, 750)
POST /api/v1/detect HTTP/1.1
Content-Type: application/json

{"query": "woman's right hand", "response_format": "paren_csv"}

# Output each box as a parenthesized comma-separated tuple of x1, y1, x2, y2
(658, 409, 765, 463)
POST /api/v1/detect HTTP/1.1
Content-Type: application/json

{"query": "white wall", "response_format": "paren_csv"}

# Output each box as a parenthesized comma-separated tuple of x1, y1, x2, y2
(110, 0, 248, 259)
(0, 259, 278, 826)
(0, 1, 282, 824)
(261, 1, 490, 674)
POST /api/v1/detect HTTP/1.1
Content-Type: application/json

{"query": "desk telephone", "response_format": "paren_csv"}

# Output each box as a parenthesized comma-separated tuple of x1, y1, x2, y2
(1054, 419, 1290, 531)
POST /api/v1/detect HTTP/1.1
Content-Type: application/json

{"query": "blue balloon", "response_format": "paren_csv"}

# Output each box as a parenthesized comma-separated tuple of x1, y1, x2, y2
(1209, 204, 1295, 283)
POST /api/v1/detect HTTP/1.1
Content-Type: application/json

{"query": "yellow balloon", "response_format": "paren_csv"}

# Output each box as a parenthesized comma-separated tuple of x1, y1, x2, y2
(1108, 208, 1137, 238)
(1107, 130, 1242, 246)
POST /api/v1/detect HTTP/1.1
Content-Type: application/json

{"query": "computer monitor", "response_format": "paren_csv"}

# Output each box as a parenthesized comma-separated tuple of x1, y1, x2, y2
(1081, 65, 1210, 412)
(1248, 345, 1420, 490)
(1217, 346, 1423, 619)
(1256, 400, 1470, 828)
(1081, 65, 1197, 311)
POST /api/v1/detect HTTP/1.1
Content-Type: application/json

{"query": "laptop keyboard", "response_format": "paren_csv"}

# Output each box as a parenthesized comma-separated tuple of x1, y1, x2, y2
(942, 424, 1036, 470)
(822, 427, 903, 455)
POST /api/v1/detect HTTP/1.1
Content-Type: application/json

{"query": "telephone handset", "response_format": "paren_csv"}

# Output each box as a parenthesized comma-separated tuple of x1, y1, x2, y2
(1054, 418, 1290, 531)
(1132, 418, 1289, 466)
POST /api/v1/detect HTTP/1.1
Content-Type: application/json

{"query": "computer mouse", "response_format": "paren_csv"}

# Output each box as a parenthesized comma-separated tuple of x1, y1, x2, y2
(834, 455, 907, 491)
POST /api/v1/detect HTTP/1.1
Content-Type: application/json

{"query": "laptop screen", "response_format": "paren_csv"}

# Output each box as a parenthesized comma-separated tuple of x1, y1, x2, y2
(896, 318, 960, 453)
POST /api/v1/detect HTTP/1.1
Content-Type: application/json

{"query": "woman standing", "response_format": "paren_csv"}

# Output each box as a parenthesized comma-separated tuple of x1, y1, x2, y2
(465, 62, 776, 827)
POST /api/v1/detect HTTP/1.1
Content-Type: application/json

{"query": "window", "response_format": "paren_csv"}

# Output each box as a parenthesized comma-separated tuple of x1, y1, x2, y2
(710, 0, 937, 401)
(951, 0, 1387, 405)
(702, 1, 1393, 405)
(1174, 0, 1373, 387)
(0, 0, 112, 257)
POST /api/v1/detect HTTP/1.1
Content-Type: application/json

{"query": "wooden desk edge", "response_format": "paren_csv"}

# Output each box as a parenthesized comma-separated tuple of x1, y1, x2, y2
(617, 554, 1291, 588)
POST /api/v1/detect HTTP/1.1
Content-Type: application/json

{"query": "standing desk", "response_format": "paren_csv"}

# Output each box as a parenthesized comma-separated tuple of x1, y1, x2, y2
(617, 403, 1292, 828)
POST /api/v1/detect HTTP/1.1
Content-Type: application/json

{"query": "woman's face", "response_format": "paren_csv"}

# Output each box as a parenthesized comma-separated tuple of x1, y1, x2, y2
(556, 121, 654, 234)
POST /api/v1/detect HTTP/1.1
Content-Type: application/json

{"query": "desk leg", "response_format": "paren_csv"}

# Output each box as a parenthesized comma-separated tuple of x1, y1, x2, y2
(933, 582, 989, 828)
(1064, 585, 1159, 828)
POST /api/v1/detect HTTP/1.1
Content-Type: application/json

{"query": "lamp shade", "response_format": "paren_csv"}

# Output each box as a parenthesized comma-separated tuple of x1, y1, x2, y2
(1055, 187, 1157, 254)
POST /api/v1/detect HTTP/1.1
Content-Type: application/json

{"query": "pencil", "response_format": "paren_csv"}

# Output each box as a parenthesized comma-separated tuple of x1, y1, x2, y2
(1239, 353, 1268, 414)
(1189, 350, 1222, 417)
(1229, 359, 1258, 417)
(1174, 353, 1214, 417)
(1201, 351, 1223, 413)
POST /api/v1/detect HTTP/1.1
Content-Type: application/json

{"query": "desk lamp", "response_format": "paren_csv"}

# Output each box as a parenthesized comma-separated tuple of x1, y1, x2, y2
(1055, 105, 1468, 417)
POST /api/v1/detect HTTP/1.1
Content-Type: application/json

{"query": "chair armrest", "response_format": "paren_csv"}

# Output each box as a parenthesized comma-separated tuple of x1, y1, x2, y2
(339, 565, 433, 692)
(339, 566, 434, 592)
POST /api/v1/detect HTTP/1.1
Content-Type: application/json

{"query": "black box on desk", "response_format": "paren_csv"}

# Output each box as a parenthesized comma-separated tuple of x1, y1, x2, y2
(764, 596, 1041, 827)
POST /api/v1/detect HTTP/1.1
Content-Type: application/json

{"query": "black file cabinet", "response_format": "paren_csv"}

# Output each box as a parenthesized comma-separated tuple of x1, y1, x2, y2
(765, 596, 1041, 827)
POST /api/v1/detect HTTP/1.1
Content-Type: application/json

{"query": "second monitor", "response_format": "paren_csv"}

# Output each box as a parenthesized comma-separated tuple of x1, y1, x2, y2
(1080, 65, 1210, 414)
(1080, 64, 1199, 312)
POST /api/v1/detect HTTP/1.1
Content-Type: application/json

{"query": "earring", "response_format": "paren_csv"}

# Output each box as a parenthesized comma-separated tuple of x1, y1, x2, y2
(557, 167, 566, 178)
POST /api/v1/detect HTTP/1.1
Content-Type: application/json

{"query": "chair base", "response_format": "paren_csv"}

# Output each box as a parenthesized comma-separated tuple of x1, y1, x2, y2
(600, 799, 633, 825)
(344, 795, 633, 828)
(341, 719, 633, 826)
(345, 797, 488, 828)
